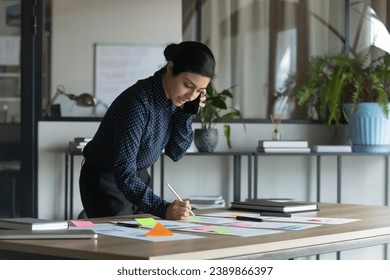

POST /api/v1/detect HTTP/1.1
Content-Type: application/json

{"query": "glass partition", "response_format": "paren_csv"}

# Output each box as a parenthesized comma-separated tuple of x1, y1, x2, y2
(184, 0, 390, 120)
(0, 0, 21, 218)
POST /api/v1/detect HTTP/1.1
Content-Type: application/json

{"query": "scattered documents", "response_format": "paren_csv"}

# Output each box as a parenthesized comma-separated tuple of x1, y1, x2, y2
(83, 223, 203, 242)
(176, 225, 282, 237)
(224, 221, 320, 231)
(64, 211, 359, 242)
(268, 216, 359, 224)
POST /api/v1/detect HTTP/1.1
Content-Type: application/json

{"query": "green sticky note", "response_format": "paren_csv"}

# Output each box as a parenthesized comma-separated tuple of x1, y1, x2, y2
(212, 228, 232, 234)
(135, 218, 158, 227)
(188, 217, 202, 222)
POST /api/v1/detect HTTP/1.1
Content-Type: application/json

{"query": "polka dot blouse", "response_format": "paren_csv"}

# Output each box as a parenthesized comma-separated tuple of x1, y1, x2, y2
(83, 69, 194, 218)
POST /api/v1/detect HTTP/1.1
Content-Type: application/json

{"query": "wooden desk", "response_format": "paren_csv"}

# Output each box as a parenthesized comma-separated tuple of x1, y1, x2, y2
(1, 203, 390, 260)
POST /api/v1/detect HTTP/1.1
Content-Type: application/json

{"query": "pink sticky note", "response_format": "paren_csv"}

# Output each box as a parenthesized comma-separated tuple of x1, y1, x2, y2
(71, 220, 95, 227)
(194, 225, 215, 231)
(229, 222, 252, 227)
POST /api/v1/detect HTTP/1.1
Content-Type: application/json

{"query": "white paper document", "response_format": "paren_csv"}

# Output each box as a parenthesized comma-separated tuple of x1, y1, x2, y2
(71, 223, 204, 242)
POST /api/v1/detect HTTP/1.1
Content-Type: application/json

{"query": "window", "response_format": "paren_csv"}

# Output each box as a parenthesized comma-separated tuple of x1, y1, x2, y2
(183, 0, 390, 120)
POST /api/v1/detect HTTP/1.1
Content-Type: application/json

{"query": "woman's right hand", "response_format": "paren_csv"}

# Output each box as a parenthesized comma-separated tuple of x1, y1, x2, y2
(165, 199, 192, 220)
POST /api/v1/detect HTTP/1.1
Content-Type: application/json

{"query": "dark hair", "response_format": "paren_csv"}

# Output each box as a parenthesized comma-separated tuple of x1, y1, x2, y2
(164, 41, 216, 79)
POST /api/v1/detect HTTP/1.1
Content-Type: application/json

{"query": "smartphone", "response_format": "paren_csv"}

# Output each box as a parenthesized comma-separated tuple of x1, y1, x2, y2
(182, 93, 201, 114)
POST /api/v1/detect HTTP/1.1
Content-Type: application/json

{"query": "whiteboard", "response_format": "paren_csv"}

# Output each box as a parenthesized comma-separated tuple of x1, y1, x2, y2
(94, 44, 166, 116)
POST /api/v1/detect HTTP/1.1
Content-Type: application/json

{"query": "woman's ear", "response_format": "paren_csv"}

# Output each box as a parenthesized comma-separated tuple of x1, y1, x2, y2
(166, 61, 174, 73)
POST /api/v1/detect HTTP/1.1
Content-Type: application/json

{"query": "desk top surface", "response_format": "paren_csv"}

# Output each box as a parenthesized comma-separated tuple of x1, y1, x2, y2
(1, 203, 390, 260)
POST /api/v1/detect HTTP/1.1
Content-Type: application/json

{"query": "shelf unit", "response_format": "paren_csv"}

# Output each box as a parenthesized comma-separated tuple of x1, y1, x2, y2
(253, 152, 390, 205)
(64, 150, 390, 219)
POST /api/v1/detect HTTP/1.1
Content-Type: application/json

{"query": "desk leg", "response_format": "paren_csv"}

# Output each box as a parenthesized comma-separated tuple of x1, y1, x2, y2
(254, 153, 258, 199)
(233, 155, 241, 202)
(316, 156, 321, 202)
(385, 155, 389, 206)
(337, 155, 341, 203)
(64, 154, 69, 220)
(385, 156, 389, 259)
(70, 155, 74, 220)
(248, 154, 252, 199)
(11, 175, 16, 218)
(160, 154, 165, 200)
(336, 155, 342, 260)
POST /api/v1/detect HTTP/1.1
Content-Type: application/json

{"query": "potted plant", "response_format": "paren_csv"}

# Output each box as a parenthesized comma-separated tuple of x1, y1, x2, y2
(194, 83, 243, 152)
(293, 49, 390, 152)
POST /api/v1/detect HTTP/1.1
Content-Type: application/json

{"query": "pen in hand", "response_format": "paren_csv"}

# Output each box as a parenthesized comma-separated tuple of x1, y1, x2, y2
(166, 183, 195, 216)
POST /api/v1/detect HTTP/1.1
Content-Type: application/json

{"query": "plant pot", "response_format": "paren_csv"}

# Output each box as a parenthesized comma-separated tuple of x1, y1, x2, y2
(344, 102, 390, 152)
(194, 128, 218, 152)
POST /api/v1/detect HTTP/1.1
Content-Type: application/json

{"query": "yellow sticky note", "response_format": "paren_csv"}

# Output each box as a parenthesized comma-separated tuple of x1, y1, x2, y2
(135, 218, 158, 227)
(212, 228, 232, 234)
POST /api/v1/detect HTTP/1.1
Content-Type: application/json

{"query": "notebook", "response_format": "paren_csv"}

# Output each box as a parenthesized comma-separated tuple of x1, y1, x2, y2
(0, 217, 69, 231)
(0, 229, 98, 240)
(230, 199, 318, 213)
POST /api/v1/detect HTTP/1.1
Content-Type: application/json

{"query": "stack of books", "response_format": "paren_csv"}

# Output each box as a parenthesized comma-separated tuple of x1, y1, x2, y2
(68, 137, 92, 152)
(0, 217, 69, 231)
(0, 218, 97, 240)
(257, 140, 310, 153)
(188, 195, 226, 209)
(230, 198, 318, 214)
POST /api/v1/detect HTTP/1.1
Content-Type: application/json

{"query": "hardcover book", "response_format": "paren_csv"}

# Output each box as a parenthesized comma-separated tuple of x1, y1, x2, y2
(258, 140, 308, 148)
(312, 145, 352, 153)
(257, 147, 311, 153)
(188, 195, 225, 204)
(0, 229, 97, 239)
(230, 199, 319, 213)
(0, 218, 69, 231)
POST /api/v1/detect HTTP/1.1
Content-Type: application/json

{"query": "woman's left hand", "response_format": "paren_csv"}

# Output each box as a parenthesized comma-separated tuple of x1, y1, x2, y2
(165, 199, 192, 220)
(198, 90, 207, 109)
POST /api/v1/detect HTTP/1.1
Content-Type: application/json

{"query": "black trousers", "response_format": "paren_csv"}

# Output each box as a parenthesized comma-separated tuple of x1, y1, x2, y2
(79, 161, 150, 218)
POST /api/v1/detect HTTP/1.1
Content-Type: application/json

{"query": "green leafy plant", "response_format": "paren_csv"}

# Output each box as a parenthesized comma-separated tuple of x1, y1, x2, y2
(198, 83, 243, 149)
(293, 51, 390, 125)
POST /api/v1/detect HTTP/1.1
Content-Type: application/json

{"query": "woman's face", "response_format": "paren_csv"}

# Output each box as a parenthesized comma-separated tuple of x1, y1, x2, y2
(164, 62, 210, 107)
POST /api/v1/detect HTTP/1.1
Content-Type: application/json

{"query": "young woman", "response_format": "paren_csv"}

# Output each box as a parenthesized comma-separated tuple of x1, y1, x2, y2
(79, 41, 216, 220)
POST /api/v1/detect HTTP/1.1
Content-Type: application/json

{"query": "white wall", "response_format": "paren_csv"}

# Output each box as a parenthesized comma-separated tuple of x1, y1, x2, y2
(49, 0, 181, 116)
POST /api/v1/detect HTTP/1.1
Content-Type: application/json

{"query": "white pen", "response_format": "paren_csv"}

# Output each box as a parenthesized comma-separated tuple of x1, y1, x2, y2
(166, 183, 195, 216)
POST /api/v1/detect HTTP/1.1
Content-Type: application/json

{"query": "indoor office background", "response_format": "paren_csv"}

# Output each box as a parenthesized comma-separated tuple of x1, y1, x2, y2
(1, 0, 390, 260)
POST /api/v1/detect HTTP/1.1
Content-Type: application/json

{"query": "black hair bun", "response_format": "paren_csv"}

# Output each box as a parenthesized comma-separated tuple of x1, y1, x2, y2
(164, 43, 179, 61)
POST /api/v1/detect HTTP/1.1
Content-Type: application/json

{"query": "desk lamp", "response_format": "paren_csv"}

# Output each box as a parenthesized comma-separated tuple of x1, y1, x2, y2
(46, 85, 96, 116)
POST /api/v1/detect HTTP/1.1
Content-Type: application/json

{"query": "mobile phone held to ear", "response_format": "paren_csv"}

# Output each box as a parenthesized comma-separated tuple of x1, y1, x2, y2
(182, 93, 201, 114)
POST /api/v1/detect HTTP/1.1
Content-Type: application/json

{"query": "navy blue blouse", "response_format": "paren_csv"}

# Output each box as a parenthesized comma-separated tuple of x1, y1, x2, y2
(83, 69, 194, 218)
